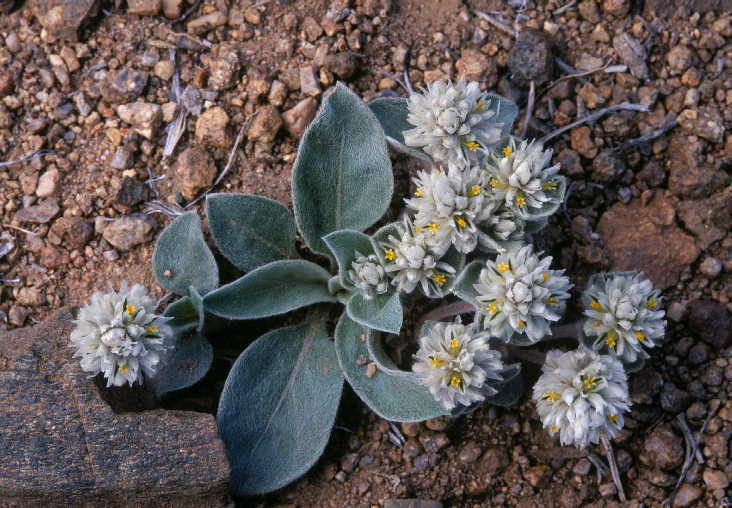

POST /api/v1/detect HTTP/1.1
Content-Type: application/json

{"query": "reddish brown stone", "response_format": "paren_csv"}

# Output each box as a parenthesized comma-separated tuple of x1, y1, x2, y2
(597, 191, 700, 289)
(0, 308, 230, 505)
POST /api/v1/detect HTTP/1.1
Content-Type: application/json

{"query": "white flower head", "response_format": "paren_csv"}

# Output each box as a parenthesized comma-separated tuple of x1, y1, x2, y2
(405, 163, 496, 255)
(474, 245, 572, 343)
(380, 217, 456, 297)
(487, 138, 562, 217)
(70, 282, 172, 387)
(413, 318, 505, 411)
(532, 348, 631, 449)
(403, 79, 503, 164)
(348, 251, 389, 300)
(580, 271, 666, 366)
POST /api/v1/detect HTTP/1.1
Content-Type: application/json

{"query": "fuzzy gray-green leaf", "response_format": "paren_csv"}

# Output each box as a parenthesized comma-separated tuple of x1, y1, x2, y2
(346, 291, 402, 334)
(203, 260, 336, 320)
(335, 313, 448, 422)
(189, 286, 205, 332)
(366, 332, 411, 378)
(486, 94, 519, 137)
(218, 319, 343, 496)
(292, 83, 393, 255)
(153, 212, 218, 296)
(368, 97, 432, 161)
(206, 193, 298, 272)
(151, 332, 213, 397)
(452, 260, 483, 306)
(323, 229, 374, 289)
(163, 296, 198, 334)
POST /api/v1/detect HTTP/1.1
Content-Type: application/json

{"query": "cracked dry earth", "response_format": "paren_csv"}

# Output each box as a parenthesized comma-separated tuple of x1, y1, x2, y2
(0, 0, 731, 507)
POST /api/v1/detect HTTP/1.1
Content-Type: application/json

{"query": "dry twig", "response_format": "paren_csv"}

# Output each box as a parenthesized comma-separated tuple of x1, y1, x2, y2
(539, 103, 649, 145)
(616, 117, 677, 153)
(520, 80, 535, 138)
(600, 432, 627, 503)
(474, 10, 518, 38)
(586, 452, 608, 483)
(0, 149, 54, 168)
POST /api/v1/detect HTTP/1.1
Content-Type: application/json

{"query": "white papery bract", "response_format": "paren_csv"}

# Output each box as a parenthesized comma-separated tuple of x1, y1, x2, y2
(413, 318, 505, 411)
(403, 79, 504, 164)
(532, 348, 630, 449)
(405, 164, 496, 255)
(348, 251, 389, 300)
(580, 271, 666, 366)
(70, 282, 172, 387)
(380, 217, 456, 297)
(487, 138, 562, 217)
(474, 245, 572, 343)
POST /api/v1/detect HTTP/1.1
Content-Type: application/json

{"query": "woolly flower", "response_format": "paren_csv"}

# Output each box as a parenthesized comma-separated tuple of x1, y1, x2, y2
(580, 272, 666, 366)
(474, 245, 572, 343)
(70, 283, 172, 387)
(380, 218, 456, 297)
(348, 251, 389, 300)
(532, 348, 630, 449)
(413, 318, 505, 410)
(403, 79, 503, 163)
(405, 164, 496, 255)
(486, 138, 562, 216)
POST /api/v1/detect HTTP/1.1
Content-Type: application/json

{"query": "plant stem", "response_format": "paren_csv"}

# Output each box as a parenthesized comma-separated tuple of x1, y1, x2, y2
(415, 300, 476, 332)
(600, 432, 627, 503)
(547, 320, 583, 339)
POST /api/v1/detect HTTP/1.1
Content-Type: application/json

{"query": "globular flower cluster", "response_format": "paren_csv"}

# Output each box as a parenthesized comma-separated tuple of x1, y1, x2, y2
(532, 348, 631, 449)
(349, 252, 389, 300)
(487, 138, 562, 217)
(580, 272, 666, 366)
(474, 245, 572, 343)
(405, 164, 494, 255)
(413, 318, 505, 411)
(403, 79, 503, 164)
(379, 217, 457, 297)
(70, 283, 172, 387)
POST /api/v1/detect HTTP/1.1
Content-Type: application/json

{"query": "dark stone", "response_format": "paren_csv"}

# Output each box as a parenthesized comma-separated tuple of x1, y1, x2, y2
(0, 308, 230, 505)
(115, 176, 152, 207)
(688, 342, 710, 365)
(644, 0, 726, 18)
(612, 32, 648, 80)
(507, 28, 554, 86)
(659, 383, 692, 413)
(325, 53, 357, 80)
(640, 426, 684, 470)
(384, 500, 442, 508)
(630, 368, 663, 404)
(677, 188, 732, 249)
(688, 300, 732, 349)
(101, 68, 149, 104)
(591, 150, 625, 183)
(667, 134, 729, 200)
(49, 217, 94, 248)
(15, 198, 60, 224)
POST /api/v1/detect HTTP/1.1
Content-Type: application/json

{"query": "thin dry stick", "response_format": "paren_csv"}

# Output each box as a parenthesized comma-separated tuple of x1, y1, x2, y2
(586, 452, 608, 483)
(186, 120, 250, 208)
(2, 223, 38, 235)
(539, 103, 649, 145)
(520, 80, 535, 138)
(664, 414, 697, 506)
(169, 0, 202, 23)
(374, 68, 409, 94)
(553, 0, 577, 15)
(617, 118, 677, 152)
(0, 149, 54, 168)
(474, 10, 518, 38)
(600, 432, 627, 503)
(545, 62, 610, 90)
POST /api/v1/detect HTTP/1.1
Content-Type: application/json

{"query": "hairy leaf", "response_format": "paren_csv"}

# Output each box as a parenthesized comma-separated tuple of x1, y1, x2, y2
(206, 193, 298, 272)
(218, 319, 343, 495)
(151, 332, 213, 397)
(522, 176, 567, 220)
(346, 291, 402, 334)
(153, 212, 218, 296)
(163, 297, 198, 334)
(366, 333, 411, 378)
(189, 286, 205, 332)
(203, 260, 336, 320)
(486, 94, 519, 138)
(335, 313, 448, 422)
(292, 83, 393, 255)
(484, 363, 523, 407)
(323, 229, 374, 290)
(452, 260, 483, 306)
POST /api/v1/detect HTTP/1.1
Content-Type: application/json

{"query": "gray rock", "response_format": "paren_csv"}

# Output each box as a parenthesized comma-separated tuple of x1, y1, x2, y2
(30, 0, 99, 42)
(101, 68, 148, 104)
(688, 300, 732, 349)
(384, 500, 442, 508)
(283, 97, 318, 138)
(299, 65, 321, 96)
(102, 216, 155, 250)
(507, 28, 554, 86)
(0, 308, 230, 505)
(15, 198, 60, 224)
(115, 176, 152, 207)
(640, 426, 685, 470)
(699, 257, 722, 279)
(612, 32, 648, 80)
(117, 102, 162, 140)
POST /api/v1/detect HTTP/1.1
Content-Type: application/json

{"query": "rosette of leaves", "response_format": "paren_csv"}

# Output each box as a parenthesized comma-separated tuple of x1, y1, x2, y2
(150, 84, 523, 497)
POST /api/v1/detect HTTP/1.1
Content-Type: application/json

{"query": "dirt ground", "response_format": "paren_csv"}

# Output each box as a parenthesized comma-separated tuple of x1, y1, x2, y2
(0, 0, 731, 506)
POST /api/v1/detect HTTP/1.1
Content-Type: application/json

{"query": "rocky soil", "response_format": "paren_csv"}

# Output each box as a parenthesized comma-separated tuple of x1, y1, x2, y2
(0, 0, 730, 507)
